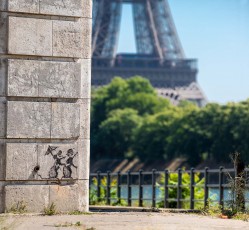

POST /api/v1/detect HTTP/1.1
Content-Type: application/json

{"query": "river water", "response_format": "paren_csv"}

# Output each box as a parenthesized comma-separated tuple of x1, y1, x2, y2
(119, 185, 249, 208)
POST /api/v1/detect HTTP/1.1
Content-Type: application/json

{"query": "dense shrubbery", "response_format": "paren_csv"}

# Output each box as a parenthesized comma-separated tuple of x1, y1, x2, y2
(91, 76, 249, 165)
(157, 171, 205, 209)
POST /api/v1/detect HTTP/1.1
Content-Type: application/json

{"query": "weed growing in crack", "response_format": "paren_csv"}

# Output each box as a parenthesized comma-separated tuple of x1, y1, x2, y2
(43, 202, 57, 216)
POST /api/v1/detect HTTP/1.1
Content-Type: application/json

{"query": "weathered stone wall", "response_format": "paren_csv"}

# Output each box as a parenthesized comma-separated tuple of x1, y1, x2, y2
(0, 0, 91, 213)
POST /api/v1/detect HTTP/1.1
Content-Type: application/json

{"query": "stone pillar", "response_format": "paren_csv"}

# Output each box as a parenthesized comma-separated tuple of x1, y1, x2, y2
(0, 0, 91, 213)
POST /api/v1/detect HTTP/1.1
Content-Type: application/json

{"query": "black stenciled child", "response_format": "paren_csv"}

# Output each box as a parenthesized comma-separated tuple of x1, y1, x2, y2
(63, 149, 78, 178)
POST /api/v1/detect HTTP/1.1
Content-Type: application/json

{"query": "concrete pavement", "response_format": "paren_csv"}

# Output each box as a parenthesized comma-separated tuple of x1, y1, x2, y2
(0, 212, 248, 230)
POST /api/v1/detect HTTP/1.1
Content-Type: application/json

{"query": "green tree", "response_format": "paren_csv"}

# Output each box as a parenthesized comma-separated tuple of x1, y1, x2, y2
(91, 75, 249, 165)
(91, 76, 171, 159)
(96, 109, 142, 159)
(133, 108, 181, 160)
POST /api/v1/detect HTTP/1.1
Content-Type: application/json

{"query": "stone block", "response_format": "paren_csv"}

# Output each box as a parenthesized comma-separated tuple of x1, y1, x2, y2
(5, 185, 50, 213)
(80, 59, 91, 99)
(0, 182, 5, 213)
(78, 180, 89, 211)
(6, 17, 91, 58)
(38, 61, 81, 98)
(6, 143, 37, 180)
(77, 139, 90, 180)
(8, 59, 81, 98)
(49, 184, 79, 212)
(82, 0, 92, 18)
(0, 58, 7, 96)
(8, 59, 39, 97)
(0, 0, 7, 11)
(51, 103, 80, 139)
(7, 101, 51, 139)
(0, 13, 7, 54)
(8, 0, 39, 14)
(40, 0, 84, 17)
(8, 17, 52, 56)
(81, 18, 92, 59)
(0, 98, 6, 138)
(1, 142, 80, 181)
(53, 19, 88, 58)
(79, 99, 90, 139)
(0, 141, 6, 179)
(1, 0, 92, 18)
(7, 102, 81, 139)
(37, 144, 79, 180)
(49, 182, 88, 212)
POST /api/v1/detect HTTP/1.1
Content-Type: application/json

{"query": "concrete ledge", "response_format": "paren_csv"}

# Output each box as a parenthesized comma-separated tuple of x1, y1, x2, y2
(0, 205, 201, 216)
(89, 205, 201, 214)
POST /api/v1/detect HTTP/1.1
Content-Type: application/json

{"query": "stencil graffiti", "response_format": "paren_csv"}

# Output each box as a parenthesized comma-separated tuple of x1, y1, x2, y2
(63, 149, 78, 178)
(45, 145, 78, 179)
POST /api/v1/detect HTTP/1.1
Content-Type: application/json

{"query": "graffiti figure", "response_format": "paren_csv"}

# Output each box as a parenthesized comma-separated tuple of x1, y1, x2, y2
(63, 149, 78, 178)
(45, 146, 66, 178)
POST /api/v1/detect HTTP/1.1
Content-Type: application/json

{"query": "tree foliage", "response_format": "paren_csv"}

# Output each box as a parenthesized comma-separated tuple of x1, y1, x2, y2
(91, 76, 249, 165)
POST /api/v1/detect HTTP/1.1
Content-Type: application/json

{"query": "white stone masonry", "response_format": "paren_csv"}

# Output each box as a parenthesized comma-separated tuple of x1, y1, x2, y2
(0, 0, 92, 213)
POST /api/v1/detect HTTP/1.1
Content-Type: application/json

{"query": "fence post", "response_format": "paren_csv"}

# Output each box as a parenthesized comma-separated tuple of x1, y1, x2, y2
(219, 166, 224, 209)
(177, 168, 182, 209)
(190, 168, 195, 210)
(107, 171, 111, 205)
(97, 171, 101, 203)
(127, 170, 131, 206)
(204, 167, 209, 208)
(139, 169, 143, 207)
(152, 169, 157, 208)
(117, 171, 121, 205)
(164, 169, 169, 208)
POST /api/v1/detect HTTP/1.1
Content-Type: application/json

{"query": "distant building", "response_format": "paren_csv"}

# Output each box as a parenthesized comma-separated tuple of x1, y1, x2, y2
(92, 0, 207, 106)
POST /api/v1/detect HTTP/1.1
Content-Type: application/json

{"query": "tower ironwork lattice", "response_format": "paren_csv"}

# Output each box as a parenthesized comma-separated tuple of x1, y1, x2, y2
(92, 0, 206, 106)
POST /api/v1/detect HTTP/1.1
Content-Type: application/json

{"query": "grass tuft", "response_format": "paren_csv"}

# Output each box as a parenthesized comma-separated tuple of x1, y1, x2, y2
(68, 210, 93, 215)
(7, 201, 27, 214)
(43, 202, 57, 216)
(54, 221, 83, 228)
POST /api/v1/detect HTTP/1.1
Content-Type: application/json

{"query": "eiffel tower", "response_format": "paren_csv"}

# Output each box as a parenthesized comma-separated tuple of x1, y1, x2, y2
(92, 0, 207, 106)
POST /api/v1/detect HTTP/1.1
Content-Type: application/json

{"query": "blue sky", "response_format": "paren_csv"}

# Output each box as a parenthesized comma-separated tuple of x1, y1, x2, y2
(117, 0, 249, 104)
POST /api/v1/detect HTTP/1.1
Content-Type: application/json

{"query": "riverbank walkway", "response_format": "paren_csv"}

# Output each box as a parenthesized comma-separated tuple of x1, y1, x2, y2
(1, 211, 248, 230)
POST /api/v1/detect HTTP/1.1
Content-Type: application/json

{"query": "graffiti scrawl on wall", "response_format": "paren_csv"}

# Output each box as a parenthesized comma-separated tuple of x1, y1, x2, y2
(45, 145, 78, 179)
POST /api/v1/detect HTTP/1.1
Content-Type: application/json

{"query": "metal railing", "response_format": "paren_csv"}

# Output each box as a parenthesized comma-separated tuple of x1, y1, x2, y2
(90, 167, 249, 210)
(92, 57, 197, 71)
